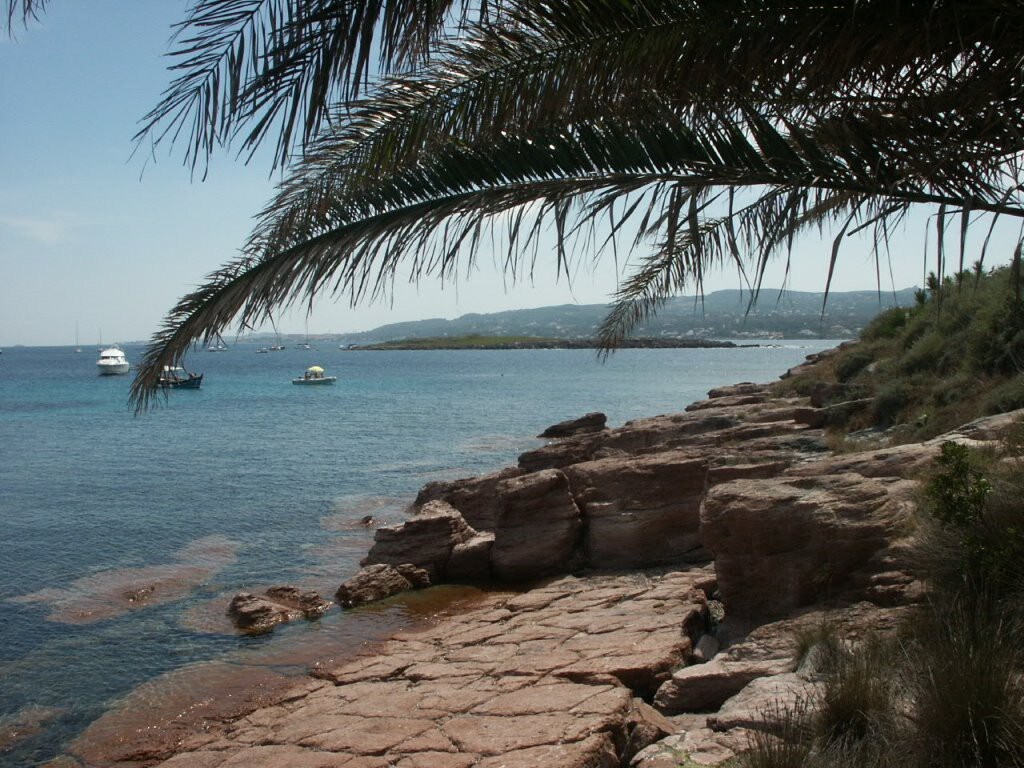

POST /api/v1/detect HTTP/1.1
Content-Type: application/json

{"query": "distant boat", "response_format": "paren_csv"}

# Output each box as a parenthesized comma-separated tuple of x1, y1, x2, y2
(293, 365, 336, 385)
(207, 332, 228, 352)
(75, 322, 81, 353)
(96, 346, 129, 375)
(296, 321, 312, 349)
(158, 365, 203, 389)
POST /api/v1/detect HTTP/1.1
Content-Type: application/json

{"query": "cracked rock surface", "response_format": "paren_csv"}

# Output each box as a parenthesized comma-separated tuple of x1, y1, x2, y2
(123, 568, 713, 768)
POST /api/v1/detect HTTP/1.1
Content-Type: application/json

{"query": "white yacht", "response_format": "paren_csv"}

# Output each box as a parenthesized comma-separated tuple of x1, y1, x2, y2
(96, 346, 130, 375)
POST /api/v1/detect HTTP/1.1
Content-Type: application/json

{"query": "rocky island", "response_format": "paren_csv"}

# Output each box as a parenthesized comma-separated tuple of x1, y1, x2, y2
(65, 333, 1024, 768)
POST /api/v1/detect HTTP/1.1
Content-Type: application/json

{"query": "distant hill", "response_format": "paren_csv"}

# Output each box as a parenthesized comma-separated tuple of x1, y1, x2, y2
(328, 288, 918, 344)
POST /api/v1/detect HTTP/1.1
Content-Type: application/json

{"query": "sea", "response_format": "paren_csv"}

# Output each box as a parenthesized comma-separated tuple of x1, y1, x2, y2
(0, 339, 841, 766)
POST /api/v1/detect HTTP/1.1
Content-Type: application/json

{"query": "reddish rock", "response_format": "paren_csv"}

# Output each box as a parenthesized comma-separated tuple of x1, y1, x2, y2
(491, 470, 583, 581)
(706, 458, 792, 486)
(563, 451, 708, 568)
(793, 406, 826, 428)
(708, 672, 819, 732)
(227, 593, 303, 633)
(335, 564, 414, 608)
(653, 658, 794, 713)
(945, 408, 1024, 441)
(394, 564, 432, 589)
(447, 533, 494, 582)
(518, 434, 608, 473)
(414, 467, 524, 531)
(787, 441, 941, 480)
(622, 699, 676, 764)
(263, 586, 332, 619)
(363, 501, 478, 579)
(701, 473, 912, 622)
(707, 382, 768, 399)
(685, 394, 769, 411)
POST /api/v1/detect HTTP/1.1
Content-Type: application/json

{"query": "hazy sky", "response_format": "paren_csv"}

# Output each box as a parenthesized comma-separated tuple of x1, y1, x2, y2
(2, 3, 1019, 347)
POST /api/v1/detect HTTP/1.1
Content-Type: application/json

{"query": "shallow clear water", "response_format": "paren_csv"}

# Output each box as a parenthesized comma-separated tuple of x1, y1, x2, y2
(0, 340, 839, 765)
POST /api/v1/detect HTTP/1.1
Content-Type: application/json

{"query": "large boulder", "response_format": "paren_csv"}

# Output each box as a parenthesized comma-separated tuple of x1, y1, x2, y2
(701, 473, 914, 622)
(491, 469, 584, 581)
(363, 500, 478, 579)
(562, 451, 708, 568)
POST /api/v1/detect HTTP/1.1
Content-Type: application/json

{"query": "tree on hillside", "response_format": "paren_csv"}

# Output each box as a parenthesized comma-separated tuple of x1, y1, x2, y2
(8, 1, 1024, 409)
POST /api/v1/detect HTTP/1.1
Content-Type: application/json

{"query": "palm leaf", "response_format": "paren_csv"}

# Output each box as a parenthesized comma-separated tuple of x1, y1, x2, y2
(129, 0, 1024, 406)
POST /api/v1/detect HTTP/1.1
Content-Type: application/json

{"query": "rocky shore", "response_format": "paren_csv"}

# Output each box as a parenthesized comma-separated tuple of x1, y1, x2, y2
(64, 346, 1024, 768)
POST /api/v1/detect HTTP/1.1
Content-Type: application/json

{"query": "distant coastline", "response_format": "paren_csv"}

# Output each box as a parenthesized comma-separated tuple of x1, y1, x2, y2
(346, 335, 755, 351)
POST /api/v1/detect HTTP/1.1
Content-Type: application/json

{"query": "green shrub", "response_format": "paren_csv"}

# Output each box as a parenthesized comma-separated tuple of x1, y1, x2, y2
(925, 442, 991, 530)
(920, 441, 1024, 599)
(899, 330, 947, 375)
(834, 349, 875, 383)
(930, 372, 976, 407)
(872, 383, 908, 427)
(861, 307, 910, 341)
(982, 375, 1024, 415)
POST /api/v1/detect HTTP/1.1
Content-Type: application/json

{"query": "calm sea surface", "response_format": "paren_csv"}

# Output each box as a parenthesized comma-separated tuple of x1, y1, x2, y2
(0, 340, 840, 765)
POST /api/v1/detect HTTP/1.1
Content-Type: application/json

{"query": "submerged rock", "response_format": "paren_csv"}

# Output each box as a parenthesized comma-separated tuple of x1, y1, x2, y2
(227, 586, 333, 632)
(263, 586, 332, 619)
(227, 593, 303, 633)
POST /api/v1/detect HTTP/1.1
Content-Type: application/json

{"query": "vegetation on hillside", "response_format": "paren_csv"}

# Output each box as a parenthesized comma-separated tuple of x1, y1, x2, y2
(356, 335, 560, 350)
(733, 436, 1024, 768)
(743, 269, 1024, 768)
(776, 265, 1024, 443)
(352, 334, 740, 349)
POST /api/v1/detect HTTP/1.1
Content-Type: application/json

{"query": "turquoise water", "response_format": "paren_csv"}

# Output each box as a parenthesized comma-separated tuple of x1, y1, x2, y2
(0, 340, 838, 765)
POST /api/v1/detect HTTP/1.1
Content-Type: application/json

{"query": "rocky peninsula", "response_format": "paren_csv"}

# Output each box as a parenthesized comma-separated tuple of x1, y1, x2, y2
(64, 345, 1023, 768)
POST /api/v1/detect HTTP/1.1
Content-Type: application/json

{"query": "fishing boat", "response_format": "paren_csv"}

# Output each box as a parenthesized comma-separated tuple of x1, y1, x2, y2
(96, 346, 130, 375)
(292, 365, 336, 385)
(158, 365, 203, 389)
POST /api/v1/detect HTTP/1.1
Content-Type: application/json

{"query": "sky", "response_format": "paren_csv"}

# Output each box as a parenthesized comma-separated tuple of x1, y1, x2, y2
(1, 3, 1020, 347)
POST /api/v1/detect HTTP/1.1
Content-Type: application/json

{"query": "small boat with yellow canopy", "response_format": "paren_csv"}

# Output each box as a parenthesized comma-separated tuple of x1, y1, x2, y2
(293, 365, 336, 385)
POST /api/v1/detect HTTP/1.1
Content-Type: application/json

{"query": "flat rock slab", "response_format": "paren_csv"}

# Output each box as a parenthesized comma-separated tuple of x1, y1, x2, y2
(136, 568, 712, 768)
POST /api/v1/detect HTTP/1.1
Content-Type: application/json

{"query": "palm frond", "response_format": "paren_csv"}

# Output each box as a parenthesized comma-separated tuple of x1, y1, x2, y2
(133, 0, 486, 171)
(3, 0, 46, 33)
(131, 0, 1024, 407)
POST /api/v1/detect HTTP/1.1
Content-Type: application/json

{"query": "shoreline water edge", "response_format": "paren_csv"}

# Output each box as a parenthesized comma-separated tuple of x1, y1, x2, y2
(43, 341, 1022, 768)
